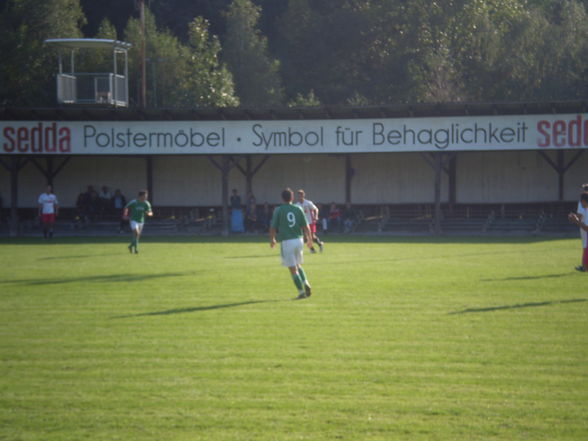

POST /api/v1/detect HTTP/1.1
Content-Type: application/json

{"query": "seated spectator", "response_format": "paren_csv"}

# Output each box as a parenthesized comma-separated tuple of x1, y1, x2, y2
(257, 202, 272, 231)
(329, 203, 342, 232)
(76, 187, 91, 223)
(88, 188, 99, 220)
(99, 185, 112, 215)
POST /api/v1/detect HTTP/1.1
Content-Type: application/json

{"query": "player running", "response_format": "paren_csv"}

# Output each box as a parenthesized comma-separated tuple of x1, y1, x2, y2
(270, 188, 314, 299)
(38, 185, 59, 239)
(123, 190, 153, 254)
(296, 189, 324, 253)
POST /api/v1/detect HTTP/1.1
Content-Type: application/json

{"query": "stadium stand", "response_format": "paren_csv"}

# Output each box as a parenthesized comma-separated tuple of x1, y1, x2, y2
(0, 202, 580, 236)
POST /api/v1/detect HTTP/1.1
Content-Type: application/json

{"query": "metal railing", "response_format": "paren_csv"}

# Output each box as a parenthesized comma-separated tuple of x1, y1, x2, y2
(56, 73, 128, 107)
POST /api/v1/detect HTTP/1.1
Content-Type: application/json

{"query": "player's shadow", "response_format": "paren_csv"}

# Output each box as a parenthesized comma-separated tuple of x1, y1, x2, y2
(113, 299, 287, 319)
(37, 253, 119, 261)
(481, 273, 572, 282)
(0, 272, 193, 286)
(449, 298, 588, 315)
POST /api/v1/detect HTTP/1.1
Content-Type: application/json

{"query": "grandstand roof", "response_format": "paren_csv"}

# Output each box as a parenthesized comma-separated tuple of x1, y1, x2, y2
(1, 100, 587, 121)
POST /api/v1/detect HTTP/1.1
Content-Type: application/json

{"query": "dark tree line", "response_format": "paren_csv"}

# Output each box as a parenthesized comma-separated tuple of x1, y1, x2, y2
(2, 0, 588, 108)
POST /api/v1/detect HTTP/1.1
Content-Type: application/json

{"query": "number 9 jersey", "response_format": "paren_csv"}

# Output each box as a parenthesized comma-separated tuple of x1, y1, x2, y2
(270, 203, 308, 242)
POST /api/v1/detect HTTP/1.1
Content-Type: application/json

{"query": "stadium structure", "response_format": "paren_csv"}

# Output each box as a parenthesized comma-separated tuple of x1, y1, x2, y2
(0, 40, 586, 236)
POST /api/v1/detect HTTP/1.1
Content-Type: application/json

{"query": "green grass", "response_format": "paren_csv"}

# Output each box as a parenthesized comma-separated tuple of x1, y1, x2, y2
(1, 235, 587, 441)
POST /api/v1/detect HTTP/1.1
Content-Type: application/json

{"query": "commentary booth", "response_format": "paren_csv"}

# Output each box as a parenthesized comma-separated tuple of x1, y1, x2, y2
(1, 101, 587, 236)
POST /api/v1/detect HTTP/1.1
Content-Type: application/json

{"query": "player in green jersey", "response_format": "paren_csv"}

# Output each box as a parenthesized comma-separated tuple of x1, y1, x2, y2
(123, 190, 153, 254)
(269, 188, 314, 299)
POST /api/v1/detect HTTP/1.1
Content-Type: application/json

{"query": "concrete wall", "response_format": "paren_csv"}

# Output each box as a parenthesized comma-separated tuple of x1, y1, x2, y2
(1, 150, 586, 208)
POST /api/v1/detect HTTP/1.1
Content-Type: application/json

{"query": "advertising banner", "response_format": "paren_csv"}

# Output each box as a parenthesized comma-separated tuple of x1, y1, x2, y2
(1, 113, 587, 155)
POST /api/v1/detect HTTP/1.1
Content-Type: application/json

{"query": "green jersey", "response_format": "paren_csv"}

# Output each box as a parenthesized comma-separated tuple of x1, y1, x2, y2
(271, 203, 308, 242)
(126, 199, 152, 223)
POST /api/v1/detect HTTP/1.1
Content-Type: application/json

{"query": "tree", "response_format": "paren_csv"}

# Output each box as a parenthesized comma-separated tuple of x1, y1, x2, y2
(179, 16, 239, 107)
(0, 0, 86, 106)
(222, 0, 284, 107)
(123, 8, 238, 108)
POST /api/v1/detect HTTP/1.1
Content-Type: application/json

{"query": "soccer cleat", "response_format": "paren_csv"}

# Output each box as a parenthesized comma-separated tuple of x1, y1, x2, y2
(319, 242, 324, 253)
(295, 292, 307, 300)
(304, 283, 312, 298)
(575, 265, 585, 272)
(134, 248, 139, 254)
(310, 247, 317, 254)
(128, 244, 133, 254)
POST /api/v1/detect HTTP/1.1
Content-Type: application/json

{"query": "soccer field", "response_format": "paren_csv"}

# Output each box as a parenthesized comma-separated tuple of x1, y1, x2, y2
(1, 235, 587, 441)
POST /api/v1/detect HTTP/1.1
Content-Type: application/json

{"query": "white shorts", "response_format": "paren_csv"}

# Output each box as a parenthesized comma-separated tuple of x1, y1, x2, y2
(280, 238, 304, 267)
(130, 221, 144, 233)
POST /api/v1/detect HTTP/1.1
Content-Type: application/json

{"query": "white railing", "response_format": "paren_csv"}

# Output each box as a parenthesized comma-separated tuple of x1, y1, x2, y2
(56, 73, 129, 107)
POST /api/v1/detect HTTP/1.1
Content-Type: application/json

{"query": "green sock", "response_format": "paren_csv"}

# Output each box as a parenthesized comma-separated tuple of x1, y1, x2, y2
(292, 273, 303, 291)
(298, 267, 309, 285)
(135, 237, 139, 250)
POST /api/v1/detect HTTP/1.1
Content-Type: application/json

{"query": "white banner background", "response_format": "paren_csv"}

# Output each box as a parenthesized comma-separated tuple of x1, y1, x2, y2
(1, 113, 587, 155)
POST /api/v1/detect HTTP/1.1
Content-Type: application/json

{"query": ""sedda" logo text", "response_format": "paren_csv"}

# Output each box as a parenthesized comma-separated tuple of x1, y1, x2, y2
(537, 115, 588, 148)
(3, 122, 71, 153)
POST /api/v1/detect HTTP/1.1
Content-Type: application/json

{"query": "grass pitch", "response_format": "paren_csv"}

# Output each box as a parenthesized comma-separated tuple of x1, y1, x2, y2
(0, 235, 587, 441)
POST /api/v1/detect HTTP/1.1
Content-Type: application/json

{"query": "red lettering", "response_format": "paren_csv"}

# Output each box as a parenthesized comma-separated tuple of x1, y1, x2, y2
(31, 122, 42, 152)
(3, 127, 15, 152)
(45, 123, 57, 152)
(568, 115, 581, 147)
(537, 115, 588, 148)
(553, 121, 566, 147)
(537, 120, 550, 147)
(17, 127, 29, 152)
(58, 127, 71, 152)
(2, 122, 71, 153)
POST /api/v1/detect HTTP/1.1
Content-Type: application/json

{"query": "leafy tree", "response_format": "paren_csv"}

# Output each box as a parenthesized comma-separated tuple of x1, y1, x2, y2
(0, 0, 86, 106)
(222, 0, 284, 107)
(287, 89, 320, 107)
(123, 8, 238, 107)
(179, 16, 239, 107)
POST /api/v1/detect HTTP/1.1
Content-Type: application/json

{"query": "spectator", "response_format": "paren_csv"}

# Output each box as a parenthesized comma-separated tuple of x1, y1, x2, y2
(328, 203, 342, 232)
(99, 185, 112, 215)
(112, 189, 128, 233)
(258, 202, 272, 231)
(230, 189, 244, 233)
(342, 203, 356, 233)
(76, 187, 91, 223)
(88, 188, 100, 220)
(245, 201, 258, 233)
(318, 204, 328, 234)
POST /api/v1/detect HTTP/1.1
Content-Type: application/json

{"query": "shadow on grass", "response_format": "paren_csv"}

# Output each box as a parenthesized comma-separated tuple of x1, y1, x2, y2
(449, 298, 588, 315)
(112, 299, 288, 319)
(37, 253, 120, 261)
(481, 273, 574, 282)
(1, 271, 194, 286)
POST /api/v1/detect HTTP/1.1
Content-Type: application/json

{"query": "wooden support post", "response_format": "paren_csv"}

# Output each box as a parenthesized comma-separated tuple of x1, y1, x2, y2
(234, 155, 270, 197)
(29, 156, 71, 187)
(146, 156, 154, 204)
(433, 153, 442, 235)
(0, 157, 29, 237)
(537, 150, 584, 201)
(208, 155, 234, 236)
(345, 155, 353, 205)
(448, 153, 457, 207)
(420, 152, 445, 235)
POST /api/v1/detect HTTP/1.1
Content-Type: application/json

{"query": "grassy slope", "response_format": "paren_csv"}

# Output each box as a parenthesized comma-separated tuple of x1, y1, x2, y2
(0, 236, 587, 441)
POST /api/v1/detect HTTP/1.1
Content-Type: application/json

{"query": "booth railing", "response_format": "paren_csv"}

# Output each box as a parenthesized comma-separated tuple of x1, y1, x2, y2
(56, 73, 128, 107)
